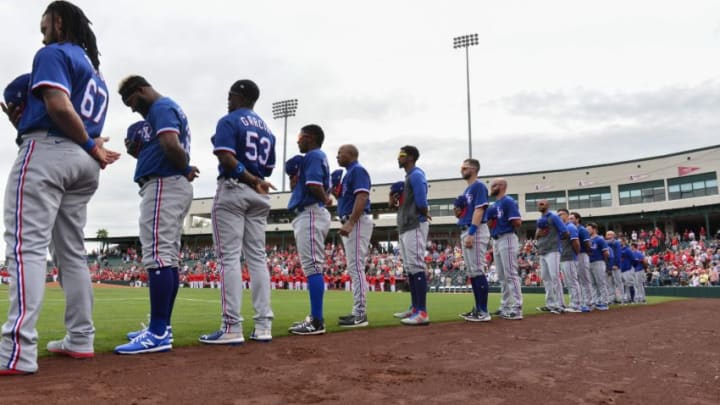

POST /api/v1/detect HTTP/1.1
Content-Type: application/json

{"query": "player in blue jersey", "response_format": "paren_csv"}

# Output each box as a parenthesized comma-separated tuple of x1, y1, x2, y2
(632, 244, 648, 303)
(485, 178, 523, 320)
(114, 75, 199, 354)
(557, 209, 582, 312)
(618, 238, 636, 304)
(287, 124, 332, 335)
(586, 223, 610, 310)
(535, 200, 568, 314)
(569, 212, 593, 312)
(390, 146, 431, 325)
(604, 231, 624, 304)
(199, 80, 276, 345)
(455, 159, 492, 322)
(0, 1, 120, 376)
(335, 144, 373, 327)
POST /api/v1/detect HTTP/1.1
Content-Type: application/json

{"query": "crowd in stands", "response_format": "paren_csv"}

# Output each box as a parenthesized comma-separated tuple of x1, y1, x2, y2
(0, 227, 718, 289)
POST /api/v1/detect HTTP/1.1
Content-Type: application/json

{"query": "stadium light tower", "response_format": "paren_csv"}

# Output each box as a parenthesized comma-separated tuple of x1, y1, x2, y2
(272, 99, 299, 192)
(453, 33, 479, 159)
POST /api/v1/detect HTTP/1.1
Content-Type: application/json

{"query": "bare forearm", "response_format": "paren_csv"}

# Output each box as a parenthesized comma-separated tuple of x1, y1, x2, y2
(44, 92, 89, 143)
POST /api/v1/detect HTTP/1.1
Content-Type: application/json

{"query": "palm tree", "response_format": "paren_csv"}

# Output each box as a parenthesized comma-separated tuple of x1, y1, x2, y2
(96, 228, 108, 253)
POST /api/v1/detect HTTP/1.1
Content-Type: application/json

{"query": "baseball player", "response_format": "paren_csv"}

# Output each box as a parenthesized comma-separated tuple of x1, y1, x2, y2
(557, 209, 582, 312)
(605, 231, 624, 304)
(455, 159, 491, 322)
(632, 244, 648, 303)
(335, 144, 372, 328)
(568, 212, 593, 312)
(199, 80, 276, 345)
(586, 223, 610, 310)
(619, 238, 636, 304)
(485, 178, 523, 320)
(535, 200, 568, 314)
(0, 1, 120, 376)
(114, 75, 199, 354)
(390, 146, 431, 326)
(287, 124, 332, 335)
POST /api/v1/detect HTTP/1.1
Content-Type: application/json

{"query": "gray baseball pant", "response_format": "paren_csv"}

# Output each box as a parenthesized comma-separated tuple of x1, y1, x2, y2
(621, 271, 636, 303)
(589, 260, 609, 306)
(577, 253, 593, 307)
(212, 179, 274, 332)
(399, 222, 429, 275)
(461, 224, 490, 277)
(539, 251, 562, 310)
(293, 204, 331, 276)
(341, 214, 373, 316)
(634, 271, 646, 302)
(0, 133, 99, 372)
(493, 233, 522, 313)
(560, 260, 582, 310)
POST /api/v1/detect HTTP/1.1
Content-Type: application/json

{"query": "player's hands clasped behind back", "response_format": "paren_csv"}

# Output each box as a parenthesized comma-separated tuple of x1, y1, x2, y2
(186, 166, 200, 182)
(254, 179, 276, 195)
(89, 137, 121, 169)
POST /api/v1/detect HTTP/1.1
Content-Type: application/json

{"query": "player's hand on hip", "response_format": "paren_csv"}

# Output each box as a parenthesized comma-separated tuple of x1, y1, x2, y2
(255, 180, 276, 195)
(1, 102, 22, 129)
(186, 166, 200, 182)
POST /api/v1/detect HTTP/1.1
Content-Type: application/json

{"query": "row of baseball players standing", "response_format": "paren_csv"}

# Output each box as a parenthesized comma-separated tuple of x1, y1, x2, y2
(532, 202, 648, 316)
(0, 1, 504, 372)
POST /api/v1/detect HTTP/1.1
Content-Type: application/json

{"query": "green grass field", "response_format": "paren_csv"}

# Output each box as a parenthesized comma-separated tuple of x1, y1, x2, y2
(0, 284, 679, 355)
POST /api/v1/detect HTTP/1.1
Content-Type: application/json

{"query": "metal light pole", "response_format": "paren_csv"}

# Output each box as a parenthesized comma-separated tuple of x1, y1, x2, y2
(272, 99, 298, 192)
(453, 33, 479, 158)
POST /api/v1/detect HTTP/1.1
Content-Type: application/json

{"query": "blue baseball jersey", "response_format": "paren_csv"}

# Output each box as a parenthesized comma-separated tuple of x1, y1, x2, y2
(588, 235, 608, 262)
(620, 246, 634, 272)
(536, 211, 567, 254)
(607, 239, 621, 268)
(406, 167, 429, 223)
(213, 108, 276, 179)
(288, 148, 330, 211)
(18, 43, 108, 139)
(457, 180, 489, 227)
(485, 195, 521, 238)
(134, 97, 191, 181)
(337, 161, 371, 217)
(633, 251, 646, 272)
(560, 222, 579, 261)
(577, 225, 591, 254)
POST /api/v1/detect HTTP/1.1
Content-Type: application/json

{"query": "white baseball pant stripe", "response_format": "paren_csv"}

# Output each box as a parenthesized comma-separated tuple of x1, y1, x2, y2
(461, 224, 490, 278)
(1, 133, 99, 373)
(539, 251, 562, 310)
(341, 214, 372, 316)
(493, 233, 522, 313)
(399, 222, 429, 275)
(212, 179, 274, 332)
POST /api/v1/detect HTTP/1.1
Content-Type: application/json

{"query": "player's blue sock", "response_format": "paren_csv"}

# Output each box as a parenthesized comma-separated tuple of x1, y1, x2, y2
(407, 272, 417, 309)
(471, 274, 489, 313)
(148, 267, 173, 336)
(168, 267, 180, 323)
(415, 272, 428, 312)
(307, 273, 324, 321)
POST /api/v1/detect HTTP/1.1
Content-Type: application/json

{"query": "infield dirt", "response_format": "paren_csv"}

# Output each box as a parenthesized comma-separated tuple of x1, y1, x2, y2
(1, 299, 718, 405)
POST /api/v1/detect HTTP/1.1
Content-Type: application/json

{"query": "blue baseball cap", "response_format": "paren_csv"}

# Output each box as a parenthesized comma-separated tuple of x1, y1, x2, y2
(126, 120, 151, 142)
(331, 169, 344, 188)
(390, 181, 404, 195)
(453, 195, 466, 208)
(285, 155, 303, 176)
(3, 73, 30, 106)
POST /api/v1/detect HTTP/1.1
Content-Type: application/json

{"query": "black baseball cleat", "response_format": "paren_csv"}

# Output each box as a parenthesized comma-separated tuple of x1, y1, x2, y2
(338, 314, 368, 328)
(289, 317, 326, 335)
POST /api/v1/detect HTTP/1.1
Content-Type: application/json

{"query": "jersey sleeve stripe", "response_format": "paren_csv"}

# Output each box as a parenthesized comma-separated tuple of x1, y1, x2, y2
(156, 127, 180, 135)
(31, 81, 70, 97)
(508, 216, 522, 220)
(473, 203, 489, 208)
(354, 188, 370, 194)
(305, 181, 323, 186)
(213, 147, 236, 155)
